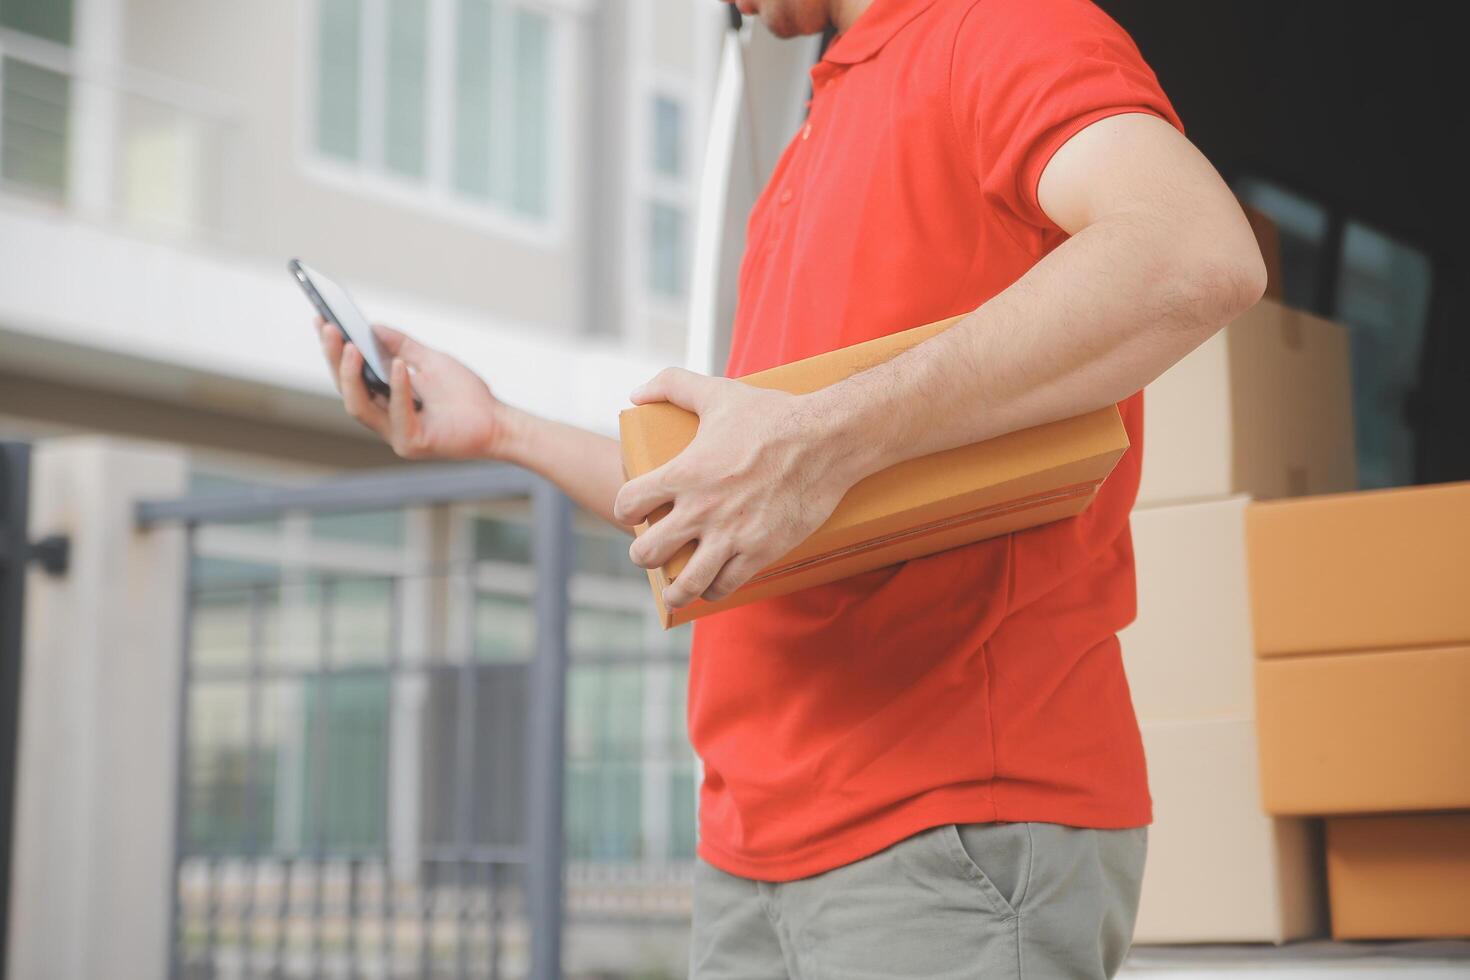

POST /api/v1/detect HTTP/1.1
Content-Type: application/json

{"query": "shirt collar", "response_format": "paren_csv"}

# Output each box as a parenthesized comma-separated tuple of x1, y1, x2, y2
(819, 0, 944, 66)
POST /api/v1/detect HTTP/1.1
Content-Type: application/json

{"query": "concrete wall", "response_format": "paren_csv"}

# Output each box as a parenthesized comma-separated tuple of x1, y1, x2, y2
(5, 437, 189, 980)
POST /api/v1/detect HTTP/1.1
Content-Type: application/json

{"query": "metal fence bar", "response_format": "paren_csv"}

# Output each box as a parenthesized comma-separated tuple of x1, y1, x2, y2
(241, 582, 266, 974)
(166, 522, 197, 980)
(309, 574, 336, 979)
(526, 482, 572, 980)
(453, 560, 481, 980)
(136, 462, 536, 527)
(0, 442, 31, 980)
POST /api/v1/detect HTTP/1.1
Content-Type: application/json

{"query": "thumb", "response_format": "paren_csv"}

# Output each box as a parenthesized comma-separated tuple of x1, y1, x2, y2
(631, 367, 714, 412)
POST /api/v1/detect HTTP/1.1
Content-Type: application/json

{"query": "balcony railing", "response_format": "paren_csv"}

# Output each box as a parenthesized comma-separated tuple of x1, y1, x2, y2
(0, 26, 240, 242)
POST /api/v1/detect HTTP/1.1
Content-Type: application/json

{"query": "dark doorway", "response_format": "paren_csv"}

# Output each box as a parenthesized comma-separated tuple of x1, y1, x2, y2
(1101, 1, 1469, 487)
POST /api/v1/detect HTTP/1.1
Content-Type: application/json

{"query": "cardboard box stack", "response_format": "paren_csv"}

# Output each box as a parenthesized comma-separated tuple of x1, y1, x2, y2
(1121, 295, 1356, 942)
(1247, 481, 1470, 939)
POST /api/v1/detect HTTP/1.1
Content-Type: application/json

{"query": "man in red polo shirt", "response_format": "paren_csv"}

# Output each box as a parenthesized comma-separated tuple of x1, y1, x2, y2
(321, 0, 1265, 974)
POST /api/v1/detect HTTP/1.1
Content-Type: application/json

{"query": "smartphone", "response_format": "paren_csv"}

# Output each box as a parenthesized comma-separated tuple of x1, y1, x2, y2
(289, 258, 421, 409)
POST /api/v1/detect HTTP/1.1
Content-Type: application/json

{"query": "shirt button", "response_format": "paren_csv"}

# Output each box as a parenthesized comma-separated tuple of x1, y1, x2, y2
(779, 188, 794, 205)
(801, 122, 812, 141)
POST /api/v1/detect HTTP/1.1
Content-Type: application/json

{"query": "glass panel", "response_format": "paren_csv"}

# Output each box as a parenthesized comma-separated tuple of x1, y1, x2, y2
(309, 508, 405, 547)
(316, 0, 363, 161)
(187, 682, 251, 852)
(473, 515, 531, 564)
(300, 671, 390, 854)
(384, 0, 428, 178)
(573, 525, 638, 579)
(652, 94, 683, 179)
(565, 663, 643, 860)
(191, 559, 282, 673)
(509, 6, 550, 217)
(1335, 222, 1433, 489)
(569, 605, 645, 659)
(474, 592, 533, 661)
(1234, 176, 1330, 314)
(453, 0, 494, 198)
(0, 57, 69, 199)
(0, 0, 73, 44)
(648, 200, 686, 298)
(325, 574, 396, 664)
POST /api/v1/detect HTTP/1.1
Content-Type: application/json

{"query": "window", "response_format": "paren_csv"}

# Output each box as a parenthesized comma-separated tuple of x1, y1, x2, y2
(311, 0, 557, 222)
(1335, 221, 1432, 489)
(1234, 176, 1435, 490)
(642, 92, 690, 301)
(0, 0, 72, 44)
(0, 56, 70, 200)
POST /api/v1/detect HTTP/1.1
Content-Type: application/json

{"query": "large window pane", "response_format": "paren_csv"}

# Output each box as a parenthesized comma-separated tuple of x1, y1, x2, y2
(652, 95, 683, 179)
(648, 201, 686, 298)
(509, 6, 550, 217)
(316, 0, 363, 161)
(1335, 222, 1433, 489)
(453, 0, 494, 198)
(384, 0, 428, 177)
(474, 592, 534, 661)
(1, 57, 69, 199)
(300, 672, 389, 853)
(0, 0, 73, 44)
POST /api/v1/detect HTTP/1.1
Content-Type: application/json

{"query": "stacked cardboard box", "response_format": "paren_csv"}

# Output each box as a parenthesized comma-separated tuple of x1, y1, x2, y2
(1247, 481, 1470, 939)
(1121, 297, 1355, 943)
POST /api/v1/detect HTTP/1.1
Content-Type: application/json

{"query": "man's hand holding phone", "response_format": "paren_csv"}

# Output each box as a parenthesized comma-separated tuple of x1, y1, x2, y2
(319, 320, 513, 462)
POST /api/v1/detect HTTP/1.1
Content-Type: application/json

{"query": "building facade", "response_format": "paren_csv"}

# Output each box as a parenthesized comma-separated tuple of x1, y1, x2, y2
(2, 0, 727, 976)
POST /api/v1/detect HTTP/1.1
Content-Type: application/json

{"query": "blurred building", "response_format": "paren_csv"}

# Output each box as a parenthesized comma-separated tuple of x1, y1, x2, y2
(1, 0, 725, 977)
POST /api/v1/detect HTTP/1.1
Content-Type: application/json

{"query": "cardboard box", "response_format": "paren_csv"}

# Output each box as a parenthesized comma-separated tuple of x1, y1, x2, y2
(1121, 496, 1255, 723)
(1255, 645, 1470, 815)
(619, 316, 1129, 627)
(1326, 814, 1470, 939)
(1246, 482, 1470, 657)
(1137, 298, 1355, 508)
(1134, 717, 1325, 943)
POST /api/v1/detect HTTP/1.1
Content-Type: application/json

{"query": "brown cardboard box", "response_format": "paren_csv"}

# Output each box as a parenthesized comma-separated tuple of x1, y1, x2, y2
(620, 316, 1129, 627)
(1255, 645, 1470, 815)
(1246, 482, 1470, 657)
(1134, 717, 1325, 943)
(1136, 298, 1355, 508)
(1120, 496, 1255, 722)
(1326, 814, 1470, 939)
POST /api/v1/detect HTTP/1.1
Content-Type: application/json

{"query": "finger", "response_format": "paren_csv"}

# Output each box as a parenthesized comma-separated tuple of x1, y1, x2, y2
(702, 553, 762, 603)
(664, 539, 734, 610)
(319, 322, 345, 390)
(613, 466, 678, 526)
(373, 324, 426, 361)
(628, 512, 697, 571)
(630, 367, 713, 412)
(387, 357, 423, 456)
(339, 343, 390, 437)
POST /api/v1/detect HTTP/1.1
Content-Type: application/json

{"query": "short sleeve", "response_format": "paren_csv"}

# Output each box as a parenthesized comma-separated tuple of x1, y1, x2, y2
(948, 0, 1184, 232)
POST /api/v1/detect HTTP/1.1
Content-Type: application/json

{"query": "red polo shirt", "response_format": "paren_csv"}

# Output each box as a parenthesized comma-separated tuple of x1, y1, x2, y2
(689, 0, 1182, 881)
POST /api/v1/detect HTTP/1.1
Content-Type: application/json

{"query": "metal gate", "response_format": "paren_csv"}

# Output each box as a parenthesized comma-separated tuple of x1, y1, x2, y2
(138, 463, 572, 980)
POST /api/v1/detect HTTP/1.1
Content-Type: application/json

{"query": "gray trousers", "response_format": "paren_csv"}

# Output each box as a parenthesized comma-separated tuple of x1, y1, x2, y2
(690, 822, 1148, 980)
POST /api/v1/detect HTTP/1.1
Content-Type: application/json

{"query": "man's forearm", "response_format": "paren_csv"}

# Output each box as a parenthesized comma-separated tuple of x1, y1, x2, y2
(812, 207, 1267, 482)
(498, 408, 629, 530)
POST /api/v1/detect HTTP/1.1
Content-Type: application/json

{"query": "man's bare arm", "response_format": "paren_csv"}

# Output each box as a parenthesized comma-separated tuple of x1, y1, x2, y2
(615, 113, 1267, 608)
(321, 323, 628, 529)
(809, 112, 1267, 478)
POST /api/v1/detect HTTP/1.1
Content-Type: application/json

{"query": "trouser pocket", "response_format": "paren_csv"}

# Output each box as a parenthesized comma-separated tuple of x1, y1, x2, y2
(935, 821, 1033, 918)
